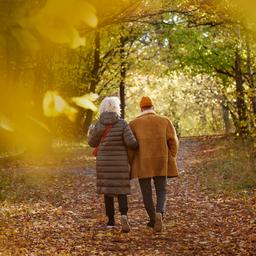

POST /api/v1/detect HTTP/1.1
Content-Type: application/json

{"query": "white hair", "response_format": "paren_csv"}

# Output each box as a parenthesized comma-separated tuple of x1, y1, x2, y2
(99, 96, 121, 116)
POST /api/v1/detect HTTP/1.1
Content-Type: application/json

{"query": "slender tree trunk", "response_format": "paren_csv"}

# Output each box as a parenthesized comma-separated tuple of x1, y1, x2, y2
(84, 31, 100, 133)
(234, 50, 248, 135)
(119, 35, 126, 119)
(245, 33, 256, 115)
(221, 102, 231, 134)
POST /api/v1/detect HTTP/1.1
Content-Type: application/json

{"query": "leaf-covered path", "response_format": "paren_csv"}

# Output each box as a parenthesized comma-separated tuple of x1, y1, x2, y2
(0, 137, 255, 255)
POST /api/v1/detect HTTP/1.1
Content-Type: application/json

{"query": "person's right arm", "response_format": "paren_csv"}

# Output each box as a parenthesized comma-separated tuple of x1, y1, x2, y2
(166, 119, 179, 157)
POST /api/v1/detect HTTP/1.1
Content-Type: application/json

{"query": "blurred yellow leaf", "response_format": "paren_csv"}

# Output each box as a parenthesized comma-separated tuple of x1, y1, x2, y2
(72, 93, 98, 111)
(43, 0, 97, 26)
(0, 115, 14, 132)
(81, 10, 98, 28)
(87, 92, 99, 101)
(11, 28, 40, 51)
(43, 91, 78, 121)
(33, 14, 86, 48)
(22, 0, 98, 48)
(43, 91, 66, 117)
(27, 115, 50, 132)
(64, 105, 78, 122)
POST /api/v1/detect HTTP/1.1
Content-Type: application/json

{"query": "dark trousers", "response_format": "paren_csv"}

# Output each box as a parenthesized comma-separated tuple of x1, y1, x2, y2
(104, 195, 128, 220)
(139, 176, 167, 222)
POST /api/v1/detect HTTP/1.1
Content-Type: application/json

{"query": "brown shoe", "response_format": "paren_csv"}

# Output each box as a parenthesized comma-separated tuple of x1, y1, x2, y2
(121, 215, 130, 233)
(154, 212, 163, 232)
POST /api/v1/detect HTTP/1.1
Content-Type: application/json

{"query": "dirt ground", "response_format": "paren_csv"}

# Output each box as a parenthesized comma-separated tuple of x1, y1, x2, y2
(0, 137, 255, 255)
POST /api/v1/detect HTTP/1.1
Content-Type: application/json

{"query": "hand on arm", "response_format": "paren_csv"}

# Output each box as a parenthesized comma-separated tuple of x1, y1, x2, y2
(123, 122, 138, 150)
(167, 119, 179, 157)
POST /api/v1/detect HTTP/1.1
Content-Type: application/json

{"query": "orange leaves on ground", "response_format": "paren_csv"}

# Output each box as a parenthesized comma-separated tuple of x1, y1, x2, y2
(0, 137, 255, 255)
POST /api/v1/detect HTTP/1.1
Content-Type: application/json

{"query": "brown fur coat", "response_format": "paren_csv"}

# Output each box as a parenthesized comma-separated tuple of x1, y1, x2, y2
(128, 111, 179, 179)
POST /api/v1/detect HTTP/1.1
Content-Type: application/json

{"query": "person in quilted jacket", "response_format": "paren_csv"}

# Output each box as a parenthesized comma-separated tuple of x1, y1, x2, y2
(88, 96, 138, 232)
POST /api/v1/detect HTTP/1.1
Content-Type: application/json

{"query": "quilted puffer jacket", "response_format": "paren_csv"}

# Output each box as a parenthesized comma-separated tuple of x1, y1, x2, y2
(88, 112, 138, 195)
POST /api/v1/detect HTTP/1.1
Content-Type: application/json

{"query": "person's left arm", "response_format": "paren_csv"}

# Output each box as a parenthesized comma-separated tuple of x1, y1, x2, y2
(87, 121, 106, 147)
(123, 121, 138, 150)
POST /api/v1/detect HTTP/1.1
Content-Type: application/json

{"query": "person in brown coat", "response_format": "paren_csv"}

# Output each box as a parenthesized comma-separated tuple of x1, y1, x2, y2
(129, 96, 179, 232)
(88, 96, 138, 232)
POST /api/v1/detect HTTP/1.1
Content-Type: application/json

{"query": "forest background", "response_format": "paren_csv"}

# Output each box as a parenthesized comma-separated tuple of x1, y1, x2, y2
(1, 0, 256, 152)
(0, 1, 255, 255)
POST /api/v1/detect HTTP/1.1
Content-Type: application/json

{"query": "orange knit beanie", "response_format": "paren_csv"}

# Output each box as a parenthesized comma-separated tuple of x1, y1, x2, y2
(140, 96, 153, 108)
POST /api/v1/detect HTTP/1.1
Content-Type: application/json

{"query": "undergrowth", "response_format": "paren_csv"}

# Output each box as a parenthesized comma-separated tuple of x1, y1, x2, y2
(199, 136, 256, 194)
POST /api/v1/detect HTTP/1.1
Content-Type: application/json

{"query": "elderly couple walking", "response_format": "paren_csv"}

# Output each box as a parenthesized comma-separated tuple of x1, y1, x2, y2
(88, 96, 179, 233)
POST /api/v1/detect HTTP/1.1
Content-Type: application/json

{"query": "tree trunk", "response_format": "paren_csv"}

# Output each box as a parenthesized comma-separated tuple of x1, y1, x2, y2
(119, 35, 126, 119)
(84, 31, 100, 133)
(221, 102, 231, 134)
(234, 50, 248, 135)
(245, 33, 256, 115)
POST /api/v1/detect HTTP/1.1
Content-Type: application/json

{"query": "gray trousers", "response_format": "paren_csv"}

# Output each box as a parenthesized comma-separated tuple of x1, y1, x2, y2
(139, 176, 167, 222)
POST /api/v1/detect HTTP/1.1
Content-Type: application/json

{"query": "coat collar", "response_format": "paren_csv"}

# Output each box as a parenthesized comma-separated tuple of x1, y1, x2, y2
(137, 109, 156, 117)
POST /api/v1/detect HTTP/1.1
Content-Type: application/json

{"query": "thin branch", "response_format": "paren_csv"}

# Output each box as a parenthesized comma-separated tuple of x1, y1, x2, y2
(215, 68, 236, 78)
(79, 7, 199, 35)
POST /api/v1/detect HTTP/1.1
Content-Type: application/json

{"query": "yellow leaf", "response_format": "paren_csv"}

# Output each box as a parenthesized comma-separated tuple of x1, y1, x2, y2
(33, 14, 84, 47)
(27, 115, 50, 132)
(11, 28, 40, 51)
(87, 92, 99, 101)
(64, 105, 78, 122)
(43, 91, 66, 117)
(71, 34, 86, 49)
(42, 0, 98, 26)
(72, 94, 98, 111)
(81, 10, 98, 28)
(0, 115, 14, 132)
(43, 91, 78, 121)
(25, 0, 97, 47)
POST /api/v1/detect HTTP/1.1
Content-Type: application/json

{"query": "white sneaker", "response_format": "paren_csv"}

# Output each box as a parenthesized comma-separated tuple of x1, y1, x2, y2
(154, 212, 163, 232)
(106, 219, 115, 228)
(121, 215, 130, 233)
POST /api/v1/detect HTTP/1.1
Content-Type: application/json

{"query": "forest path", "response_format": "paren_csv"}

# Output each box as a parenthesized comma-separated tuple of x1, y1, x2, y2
(0, 137, 255, 255)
